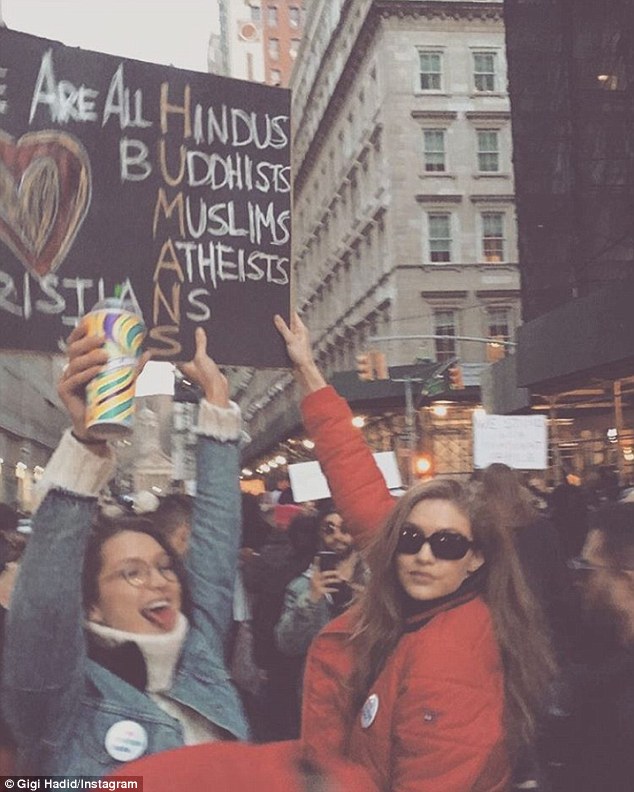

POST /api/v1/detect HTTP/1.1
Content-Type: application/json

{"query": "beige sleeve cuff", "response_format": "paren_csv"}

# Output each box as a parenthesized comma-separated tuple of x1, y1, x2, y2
(196, 400, 242, 442)
(33, 429, 117, 510)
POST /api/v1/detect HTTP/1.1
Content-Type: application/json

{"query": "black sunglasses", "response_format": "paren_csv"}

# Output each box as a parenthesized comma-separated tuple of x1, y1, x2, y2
(396, 525, 475, 560)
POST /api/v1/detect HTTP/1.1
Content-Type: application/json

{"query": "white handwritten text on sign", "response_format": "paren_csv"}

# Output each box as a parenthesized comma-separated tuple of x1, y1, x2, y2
(472, 413, 549, 470)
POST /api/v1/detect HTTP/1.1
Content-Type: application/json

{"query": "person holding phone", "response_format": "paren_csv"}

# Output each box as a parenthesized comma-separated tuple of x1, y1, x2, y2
(274, 313, 557, 792)
(275, 503, 366, 660)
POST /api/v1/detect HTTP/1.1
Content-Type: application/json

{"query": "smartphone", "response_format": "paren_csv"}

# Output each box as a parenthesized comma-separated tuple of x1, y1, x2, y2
(317, 550, 338, 572)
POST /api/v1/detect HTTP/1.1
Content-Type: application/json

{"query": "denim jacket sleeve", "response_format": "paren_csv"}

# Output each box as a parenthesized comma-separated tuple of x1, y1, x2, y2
(185, 400, 242, 661)
(275, 573, 331, 657)
(2, 490, 99, 748)
(2, 430, 114, 750)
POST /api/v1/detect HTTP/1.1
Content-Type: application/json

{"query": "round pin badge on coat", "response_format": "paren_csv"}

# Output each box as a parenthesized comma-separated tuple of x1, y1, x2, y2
(360, 693, 379, 729)
(105, 720, 148, 762)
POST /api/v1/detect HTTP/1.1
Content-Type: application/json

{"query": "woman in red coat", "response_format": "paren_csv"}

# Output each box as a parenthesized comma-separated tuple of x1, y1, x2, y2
(275, 314, 557, 792)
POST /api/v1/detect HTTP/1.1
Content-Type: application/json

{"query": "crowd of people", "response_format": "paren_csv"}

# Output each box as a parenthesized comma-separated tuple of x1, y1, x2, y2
(0, 314, 632, 791)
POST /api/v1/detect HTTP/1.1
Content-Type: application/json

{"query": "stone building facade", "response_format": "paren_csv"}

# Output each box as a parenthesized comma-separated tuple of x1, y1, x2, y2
(0, 354, 66, 510)
(489, 0, 634, 486)
(239, 0, 520, 468)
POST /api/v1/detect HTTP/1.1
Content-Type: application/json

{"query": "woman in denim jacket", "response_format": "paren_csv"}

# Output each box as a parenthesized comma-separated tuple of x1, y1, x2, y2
(2, 326, 249, 775)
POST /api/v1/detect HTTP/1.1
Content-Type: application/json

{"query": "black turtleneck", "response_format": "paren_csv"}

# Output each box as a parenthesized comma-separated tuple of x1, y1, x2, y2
(400, 564, 487, 632)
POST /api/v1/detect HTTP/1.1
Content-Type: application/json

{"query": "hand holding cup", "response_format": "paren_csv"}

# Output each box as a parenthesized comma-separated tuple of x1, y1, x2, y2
(59, 316, 150, 445)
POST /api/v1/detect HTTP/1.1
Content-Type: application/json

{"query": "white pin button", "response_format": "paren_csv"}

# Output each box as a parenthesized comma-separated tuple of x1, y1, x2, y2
(360, 693, 379, 729)
(105, 720, 148, 762)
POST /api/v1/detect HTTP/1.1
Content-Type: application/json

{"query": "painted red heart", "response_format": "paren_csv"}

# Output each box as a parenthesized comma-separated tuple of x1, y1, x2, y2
(0, 129, 91, 278)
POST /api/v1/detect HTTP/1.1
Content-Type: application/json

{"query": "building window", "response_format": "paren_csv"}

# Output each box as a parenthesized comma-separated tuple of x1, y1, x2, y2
(289, 6, 301, 28)
(250, 5, 262, 23)
(481, 212, 505, 262)
(487, 307, 511, 361)
(423, 129, 446, 172)
(434, 310, 457, 362)
(290, 38, 300, 59)
(419, 51, 442, 91)
(473, 52, 497, 92)
(270, 69, 281, 85)
(428, 213, 452, 263)
(477, 130, 499, 172)
(268, 5, 278, 26)
(268, 38, 280, 60)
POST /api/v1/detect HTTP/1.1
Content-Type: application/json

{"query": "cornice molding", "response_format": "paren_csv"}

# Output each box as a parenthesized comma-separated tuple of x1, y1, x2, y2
(375, 0, 503, 23)
(421, 290, 469, 299)
(476, 289, 521, 299)
(411, 110, 459, 121)
(470, 194, 515, 203)
(465, 110, 511, 121)
(416, 193, 463, 203)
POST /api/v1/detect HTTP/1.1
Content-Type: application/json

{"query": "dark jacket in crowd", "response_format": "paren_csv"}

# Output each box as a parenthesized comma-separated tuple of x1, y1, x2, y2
(553, 646, 634, 792)
(549, 483, 589, 559)
(514, 517, 576, 656)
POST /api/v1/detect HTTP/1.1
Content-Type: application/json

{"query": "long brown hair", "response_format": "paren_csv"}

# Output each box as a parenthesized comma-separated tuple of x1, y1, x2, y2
(479, 463, 539, 530)
(349, 477, 556, 756)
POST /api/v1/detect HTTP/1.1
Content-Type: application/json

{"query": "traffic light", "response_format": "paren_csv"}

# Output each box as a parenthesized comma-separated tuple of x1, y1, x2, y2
(356, 353, 374, 381)
(448, 364, 464, 390)
(355, 350, 389, 381)
(414, 453, 433, 479)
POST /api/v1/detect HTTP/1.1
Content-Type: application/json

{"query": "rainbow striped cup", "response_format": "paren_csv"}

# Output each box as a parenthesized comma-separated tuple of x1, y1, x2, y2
(83, 299, 146, 440)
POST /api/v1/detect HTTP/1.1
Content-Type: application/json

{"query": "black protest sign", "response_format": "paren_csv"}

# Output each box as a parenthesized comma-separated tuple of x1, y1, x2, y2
(0, 28, 291, 367)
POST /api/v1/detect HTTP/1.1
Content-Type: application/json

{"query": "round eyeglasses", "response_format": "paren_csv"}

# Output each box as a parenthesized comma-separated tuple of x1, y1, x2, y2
(396, 525, 475, 560)
(105, 559, 178, 588)
(567, 557, 634, 573)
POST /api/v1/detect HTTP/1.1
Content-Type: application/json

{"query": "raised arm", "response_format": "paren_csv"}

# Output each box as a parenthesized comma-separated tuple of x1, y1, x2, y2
(274, 314, 394, 547)
(178, 328, 242, 658)
(2, 327, 116, 753)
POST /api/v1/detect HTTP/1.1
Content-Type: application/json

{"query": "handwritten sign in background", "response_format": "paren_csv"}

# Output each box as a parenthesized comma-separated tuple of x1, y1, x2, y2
(288, 453, 404, 503)
(472, 413, 549, 470)
(0, 28, 291, 366)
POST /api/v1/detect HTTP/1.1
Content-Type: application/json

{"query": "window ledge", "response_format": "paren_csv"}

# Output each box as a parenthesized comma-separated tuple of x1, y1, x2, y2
(473, 172, 510, 179)
(420, 264, 463, 271)
(470, 194, 515, 204)
(469, 92, 506, 99)
(418, 263, 519, 272)
(419, 173, 457, 179)
(414, 91, 450, 97)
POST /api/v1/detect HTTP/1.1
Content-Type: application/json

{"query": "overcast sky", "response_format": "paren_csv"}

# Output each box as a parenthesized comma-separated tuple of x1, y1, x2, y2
(2, 0, 214, 72)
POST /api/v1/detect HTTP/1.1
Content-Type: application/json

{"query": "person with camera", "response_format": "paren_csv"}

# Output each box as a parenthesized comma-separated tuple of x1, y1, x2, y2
(275, 503, 366, 659)
(2, 324, 249, 776)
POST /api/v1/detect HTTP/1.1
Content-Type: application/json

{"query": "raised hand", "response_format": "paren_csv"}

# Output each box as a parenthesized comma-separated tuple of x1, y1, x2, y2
(58, 322, 150, 443)
(178, 327, 229, 408)
(309, 564, 343, 604)
(274, 313, 327, 395)
(58, 323, 108, 441)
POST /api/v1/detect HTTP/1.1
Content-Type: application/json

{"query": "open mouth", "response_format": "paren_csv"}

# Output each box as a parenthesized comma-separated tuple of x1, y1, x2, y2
(141, 600, 177, 631)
